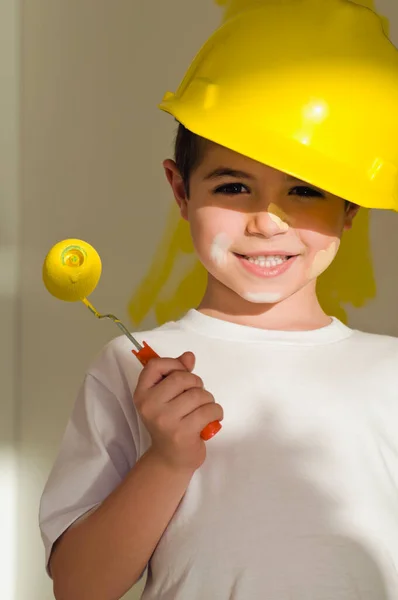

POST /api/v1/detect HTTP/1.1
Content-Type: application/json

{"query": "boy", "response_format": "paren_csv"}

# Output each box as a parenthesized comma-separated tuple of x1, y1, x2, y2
(40, 1, 398, 598)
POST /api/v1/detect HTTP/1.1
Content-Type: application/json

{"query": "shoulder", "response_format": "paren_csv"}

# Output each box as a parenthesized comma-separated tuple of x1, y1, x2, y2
(86, 317, 193, 392)
(348, 327, 398, 357)
(69, 319, 193, 448)
(344, 327, 398, 386)
(347, 330, 398, 442)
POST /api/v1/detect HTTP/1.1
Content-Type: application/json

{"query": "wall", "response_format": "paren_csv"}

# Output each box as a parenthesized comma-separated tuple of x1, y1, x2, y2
(17, 1, 219, 599)
(1, 0, 396, 599)
(351, 0, 398, 334)
(0, 0, 19, 598)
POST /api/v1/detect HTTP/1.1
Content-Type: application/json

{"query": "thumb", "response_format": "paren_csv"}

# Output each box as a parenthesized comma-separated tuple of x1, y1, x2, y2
(177, 351, 196, 372)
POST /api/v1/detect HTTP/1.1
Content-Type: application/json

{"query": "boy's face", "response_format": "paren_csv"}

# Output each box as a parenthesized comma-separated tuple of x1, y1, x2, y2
(164, 143, 358, 307)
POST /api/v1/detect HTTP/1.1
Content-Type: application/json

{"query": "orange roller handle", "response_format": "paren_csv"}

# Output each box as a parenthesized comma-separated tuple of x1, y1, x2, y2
(132, 341, 161, 367)
(132, 341, 222, 441)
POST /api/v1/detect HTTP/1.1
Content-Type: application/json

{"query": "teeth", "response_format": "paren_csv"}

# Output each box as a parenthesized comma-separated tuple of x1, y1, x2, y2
(246, 255, 288, 268)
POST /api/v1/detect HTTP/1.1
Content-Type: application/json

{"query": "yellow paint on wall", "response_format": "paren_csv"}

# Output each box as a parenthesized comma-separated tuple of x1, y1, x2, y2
(128, 0, 388, 327)
(128, 204, 206, 325)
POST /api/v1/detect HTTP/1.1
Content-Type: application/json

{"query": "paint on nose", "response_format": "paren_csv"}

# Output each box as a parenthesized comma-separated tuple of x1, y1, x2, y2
(268, 203, 289, 232)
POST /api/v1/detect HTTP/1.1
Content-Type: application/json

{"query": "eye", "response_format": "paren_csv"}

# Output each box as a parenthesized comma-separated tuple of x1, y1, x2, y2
(213, 183, 250, 195)
(289, 186, 325, 199)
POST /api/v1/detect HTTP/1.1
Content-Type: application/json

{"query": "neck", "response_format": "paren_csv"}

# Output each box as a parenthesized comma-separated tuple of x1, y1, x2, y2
(198, 275, 330, 331)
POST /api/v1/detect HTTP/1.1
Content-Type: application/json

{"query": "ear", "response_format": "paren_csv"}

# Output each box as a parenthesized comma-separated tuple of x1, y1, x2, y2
(163, 159, 189, 220)
(343, 203, 360, 231)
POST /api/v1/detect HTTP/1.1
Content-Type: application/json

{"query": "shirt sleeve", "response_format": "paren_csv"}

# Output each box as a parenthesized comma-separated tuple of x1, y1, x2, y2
(39, 370, 141, 575)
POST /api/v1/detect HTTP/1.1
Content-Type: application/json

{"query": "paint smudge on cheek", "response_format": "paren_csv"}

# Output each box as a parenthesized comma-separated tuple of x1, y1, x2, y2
(268, 203, 290, 232)
(210, 232, 232, 267)
(308, 240, 340, 279)
(242, 291, 282, 304)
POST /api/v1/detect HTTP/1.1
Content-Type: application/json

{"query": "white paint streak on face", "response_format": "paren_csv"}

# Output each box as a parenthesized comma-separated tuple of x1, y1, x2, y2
(268, 203, 289, 232)
(210, 232, 232, 267)
(308, 240, 340, 279)
(242, 291, 283, 304)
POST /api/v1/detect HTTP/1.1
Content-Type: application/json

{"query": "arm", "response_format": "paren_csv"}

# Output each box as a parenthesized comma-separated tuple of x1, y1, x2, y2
(51, 449, 194, 600)
(49, 351, 223, 600)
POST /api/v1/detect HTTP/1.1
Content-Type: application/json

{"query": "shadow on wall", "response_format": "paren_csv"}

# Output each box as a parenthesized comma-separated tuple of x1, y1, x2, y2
(128, 0, 390, 328)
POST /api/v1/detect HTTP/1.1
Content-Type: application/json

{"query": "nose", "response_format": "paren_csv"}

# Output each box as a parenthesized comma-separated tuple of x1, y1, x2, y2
(246, 207, 288, 238)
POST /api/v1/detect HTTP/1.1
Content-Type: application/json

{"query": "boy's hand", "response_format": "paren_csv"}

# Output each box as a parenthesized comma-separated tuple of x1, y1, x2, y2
(133, 352, 223, 472)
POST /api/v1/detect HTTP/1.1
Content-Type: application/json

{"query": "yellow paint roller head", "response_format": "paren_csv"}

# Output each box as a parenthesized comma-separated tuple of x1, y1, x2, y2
(43, 239, 102, 302)
(42, 237, 143, 348)
(43, 237, 149, 353)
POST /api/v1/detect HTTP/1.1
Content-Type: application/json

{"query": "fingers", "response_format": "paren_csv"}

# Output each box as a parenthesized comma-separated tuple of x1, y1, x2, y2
(183, 401, 224, 433)
(134, 350, 223, 445)
(145, 389, 223, 445)
(153, 370, 203, 401)
(137, 352, 195, 389)
(166, 388, 216, 421)
(177, 351, 195, 372)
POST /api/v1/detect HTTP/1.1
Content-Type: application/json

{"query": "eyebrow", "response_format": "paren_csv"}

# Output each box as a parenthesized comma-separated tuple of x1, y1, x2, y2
(204, 168, 309, 184)
(203, 167, 256, 181)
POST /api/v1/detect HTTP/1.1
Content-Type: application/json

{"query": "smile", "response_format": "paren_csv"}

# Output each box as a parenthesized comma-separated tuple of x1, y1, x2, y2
(242, 254, 288, 267)
(234, 253, 298, 278)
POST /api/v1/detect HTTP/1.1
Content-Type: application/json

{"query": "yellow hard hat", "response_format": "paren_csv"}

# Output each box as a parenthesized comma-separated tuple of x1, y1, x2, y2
(159, 0, 398, 210)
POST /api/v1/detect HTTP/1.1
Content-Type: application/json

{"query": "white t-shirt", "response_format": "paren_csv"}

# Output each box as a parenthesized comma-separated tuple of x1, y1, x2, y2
(39, 310, 398, 599)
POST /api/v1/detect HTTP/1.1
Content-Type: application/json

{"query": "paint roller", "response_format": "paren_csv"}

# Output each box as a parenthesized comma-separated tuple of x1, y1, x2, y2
(42, 239, 222, 441)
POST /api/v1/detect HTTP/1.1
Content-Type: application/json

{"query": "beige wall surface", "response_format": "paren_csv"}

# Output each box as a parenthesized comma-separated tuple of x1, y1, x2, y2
(0, 0, 19, 598)
(0, 1, 397, 599)
(18, 3, 219, 599)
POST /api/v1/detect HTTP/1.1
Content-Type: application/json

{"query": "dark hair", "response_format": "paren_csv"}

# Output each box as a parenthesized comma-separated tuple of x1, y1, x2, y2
(174, 123, 206, 197)
(174, 122, 354, 209)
